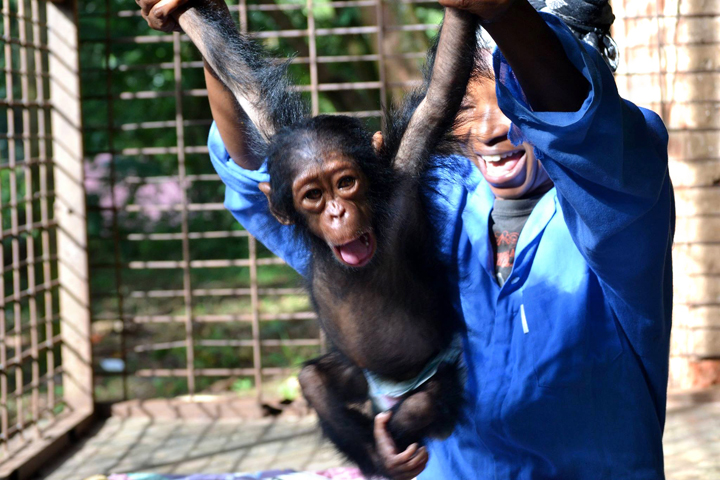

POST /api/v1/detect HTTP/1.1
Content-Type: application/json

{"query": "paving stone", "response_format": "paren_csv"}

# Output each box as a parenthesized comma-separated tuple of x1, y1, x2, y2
(39, 402, 720, 480)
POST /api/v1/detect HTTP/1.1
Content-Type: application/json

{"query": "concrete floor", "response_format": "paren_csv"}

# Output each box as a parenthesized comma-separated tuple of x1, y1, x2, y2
(39, 396, 720, 480)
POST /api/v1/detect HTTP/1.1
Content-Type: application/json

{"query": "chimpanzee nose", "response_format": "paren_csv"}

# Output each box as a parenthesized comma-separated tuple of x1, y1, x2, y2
(327, 200, 346, 219)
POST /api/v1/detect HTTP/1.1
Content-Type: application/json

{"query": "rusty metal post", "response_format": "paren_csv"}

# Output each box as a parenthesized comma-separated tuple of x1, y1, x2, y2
(307, 0, 319, 116)
(248, 236, 262, 402)
(173, 29, 197, 396)
(48, 0, 94, 415)
(103, 0, 129, 401)
(375, 0, 388, 125)
(18, 0, 40, 439)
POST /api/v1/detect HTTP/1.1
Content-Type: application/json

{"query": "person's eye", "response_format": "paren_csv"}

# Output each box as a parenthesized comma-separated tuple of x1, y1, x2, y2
(304, 188, 322, 200)
(337, 176, 356, 189)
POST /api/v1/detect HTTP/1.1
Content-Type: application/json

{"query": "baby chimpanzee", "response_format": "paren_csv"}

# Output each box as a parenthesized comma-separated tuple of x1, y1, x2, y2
(172, 1, 477, 476)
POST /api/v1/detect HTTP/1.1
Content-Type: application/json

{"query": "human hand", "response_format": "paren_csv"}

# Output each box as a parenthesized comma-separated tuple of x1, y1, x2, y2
(136, 0, 191, 32)
(374, 412, 429, 480)
(136, 0, 228, 33)
(438, 0, 522, 23)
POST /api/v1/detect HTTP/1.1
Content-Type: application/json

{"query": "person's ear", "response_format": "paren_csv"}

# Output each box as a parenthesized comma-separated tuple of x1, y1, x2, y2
(372, 131, 384, 153)
(258, 182, 294, 225)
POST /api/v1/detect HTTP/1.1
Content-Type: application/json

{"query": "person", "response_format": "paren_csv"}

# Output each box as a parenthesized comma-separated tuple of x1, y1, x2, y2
(137, 0, 675, 477)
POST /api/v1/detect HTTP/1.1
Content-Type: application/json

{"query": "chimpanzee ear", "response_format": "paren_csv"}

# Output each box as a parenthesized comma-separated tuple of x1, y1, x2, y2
(372, 131, 384, 153)
(258, 182, 294, 225)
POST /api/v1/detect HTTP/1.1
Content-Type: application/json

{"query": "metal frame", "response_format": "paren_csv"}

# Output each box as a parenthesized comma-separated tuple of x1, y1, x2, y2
(0, 0, 93, 476)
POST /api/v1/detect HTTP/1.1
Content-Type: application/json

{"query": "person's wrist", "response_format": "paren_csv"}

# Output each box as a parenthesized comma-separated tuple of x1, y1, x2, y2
(474, 0, 524, 24)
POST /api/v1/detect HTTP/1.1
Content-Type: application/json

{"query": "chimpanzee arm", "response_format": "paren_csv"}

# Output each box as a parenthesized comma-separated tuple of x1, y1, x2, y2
(137, 0, 306, 168)
(177, 1, 307, 156)
(393, 8, 478, 176)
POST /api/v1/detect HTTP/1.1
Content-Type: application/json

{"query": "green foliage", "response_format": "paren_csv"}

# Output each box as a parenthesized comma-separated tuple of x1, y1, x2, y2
(232, 377, 254, 393)
(277, 375, 300, 401)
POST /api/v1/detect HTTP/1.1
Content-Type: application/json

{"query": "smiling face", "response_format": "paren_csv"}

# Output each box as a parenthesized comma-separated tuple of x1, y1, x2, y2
(456, 75, 553, 199)
(291, 154, 377, 268)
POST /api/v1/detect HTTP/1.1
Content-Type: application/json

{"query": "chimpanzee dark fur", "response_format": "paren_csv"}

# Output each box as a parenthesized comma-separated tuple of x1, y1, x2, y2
(178, 3, 479, 476)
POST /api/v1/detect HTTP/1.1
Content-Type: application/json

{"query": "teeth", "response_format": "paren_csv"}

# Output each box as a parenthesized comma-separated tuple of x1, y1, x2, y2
(482, 150, 523, 163)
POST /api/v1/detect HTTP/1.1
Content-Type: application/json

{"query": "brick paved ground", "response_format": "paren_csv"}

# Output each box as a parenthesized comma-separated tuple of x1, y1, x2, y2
(40, 395, 720, 480)
(663, 400, 720, 480)
(40, 415, 347, 480)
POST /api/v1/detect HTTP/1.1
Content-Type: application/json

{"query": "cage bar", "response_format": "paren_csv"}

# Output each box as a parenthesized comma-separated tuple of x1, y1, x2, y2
(172, 28, 196, 396)
(0, 0, 95, 472)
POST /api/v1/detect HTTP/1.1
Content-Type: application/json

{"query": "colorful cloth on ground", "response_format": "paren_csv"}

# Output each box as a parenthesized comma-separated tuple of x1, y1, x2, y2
(103, 468, 364, 480)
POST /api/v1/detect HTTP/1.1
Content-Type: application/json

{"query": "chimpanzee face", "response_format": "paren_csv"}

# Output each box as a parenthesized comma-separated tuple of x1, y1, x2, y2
(291, 154, 376, 268)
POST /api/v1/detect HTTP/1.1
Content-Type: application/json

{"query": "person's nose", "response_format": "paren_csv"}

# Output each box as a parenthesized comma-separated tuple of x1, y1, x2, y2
(473, 110, 511, 147)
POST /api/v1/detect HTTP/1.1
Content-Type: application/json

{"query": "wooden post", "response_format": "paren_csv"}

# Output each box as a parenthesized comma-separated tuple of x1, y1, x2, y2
(48, 0, 94, 415)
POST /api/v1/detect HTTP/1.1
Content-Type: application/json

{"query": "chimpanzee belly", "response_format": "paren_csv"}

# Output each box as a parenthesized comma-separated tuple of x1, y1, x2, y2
(313, 289, 451, 379)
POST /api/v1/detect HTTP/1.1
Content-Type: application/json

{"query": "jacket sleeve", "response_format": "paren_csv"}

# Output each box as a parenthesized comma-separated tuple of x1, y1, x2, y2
(208, 122, 310, 276)
(494, 14, 675, 326)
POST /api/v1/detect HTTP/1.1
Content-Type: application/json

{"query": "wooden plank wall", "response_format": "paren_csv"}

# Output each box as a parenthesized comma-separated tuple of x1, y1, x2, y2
(614, 0, 720, 389)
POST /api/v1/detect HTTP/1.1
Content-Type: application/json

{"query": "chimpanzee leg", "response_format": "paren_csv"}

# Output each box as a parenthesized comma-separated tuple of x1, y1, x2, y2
(298, 351, 381, 476)
(386, 361, 464, 451)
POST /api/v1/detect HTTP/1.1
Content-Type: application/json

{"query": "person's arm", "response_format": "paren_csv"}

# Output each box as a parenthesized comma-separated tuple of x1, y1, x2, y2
(439, 0, 588, 112)
(205, 61, 263, 169)
(493, 12, 672, 288)
(206, 123, 310, 274)
(447, 0, 674, 348)
(498, 23, 673, 354)
(139, 0, 261, 169)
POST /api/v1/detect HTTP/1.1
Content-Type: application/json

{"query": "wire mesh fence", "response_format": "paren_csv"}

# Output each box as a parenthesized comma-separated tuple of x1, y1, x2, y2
(0, 0, 66, 460)
(81, 0, 441, 404)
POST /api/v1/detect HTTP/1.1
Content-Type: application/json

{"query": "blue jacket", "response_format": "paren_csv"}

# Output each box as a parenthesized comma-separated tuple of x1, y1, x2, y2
(208, 14, 674, 479)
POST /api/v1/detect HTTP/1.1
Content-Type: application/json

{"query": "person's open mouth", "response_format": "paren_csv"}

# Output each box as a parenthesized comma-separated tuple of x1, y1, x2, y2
(332, 232, 376, 268)
(477, 148, 526, 185)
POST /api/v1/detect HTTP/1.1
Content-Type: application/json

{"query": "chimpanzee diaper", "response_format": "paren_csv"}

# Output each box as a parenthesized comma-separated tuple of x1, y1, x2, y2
(363, 334, 465, 412)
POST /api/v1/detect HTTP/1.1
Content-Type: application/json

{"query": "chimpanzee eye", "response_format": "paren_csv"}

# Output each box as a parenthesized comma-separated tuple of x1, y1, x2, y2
(337, 176, 356, 189)
(304, 188, 322, 201)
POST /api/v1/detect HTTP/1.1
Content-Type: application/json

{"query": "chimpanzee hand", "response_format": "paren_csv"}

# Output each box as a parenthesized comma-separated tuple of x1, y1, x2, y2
(136, 0, 228, 33)
(374, 412, 429, 480)
(438, 0, 521, 23)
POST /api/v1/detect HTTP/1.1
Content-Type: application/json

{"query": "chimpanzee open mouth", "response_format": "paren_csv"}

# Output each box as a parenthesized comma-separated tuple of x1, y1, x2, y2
(333, 232, 376, 267)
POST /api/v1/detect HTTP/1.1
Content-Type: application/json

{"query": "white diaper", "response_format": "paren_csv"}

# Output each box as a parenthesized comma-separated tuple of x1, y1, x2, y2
(363, 334, 464, 412)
